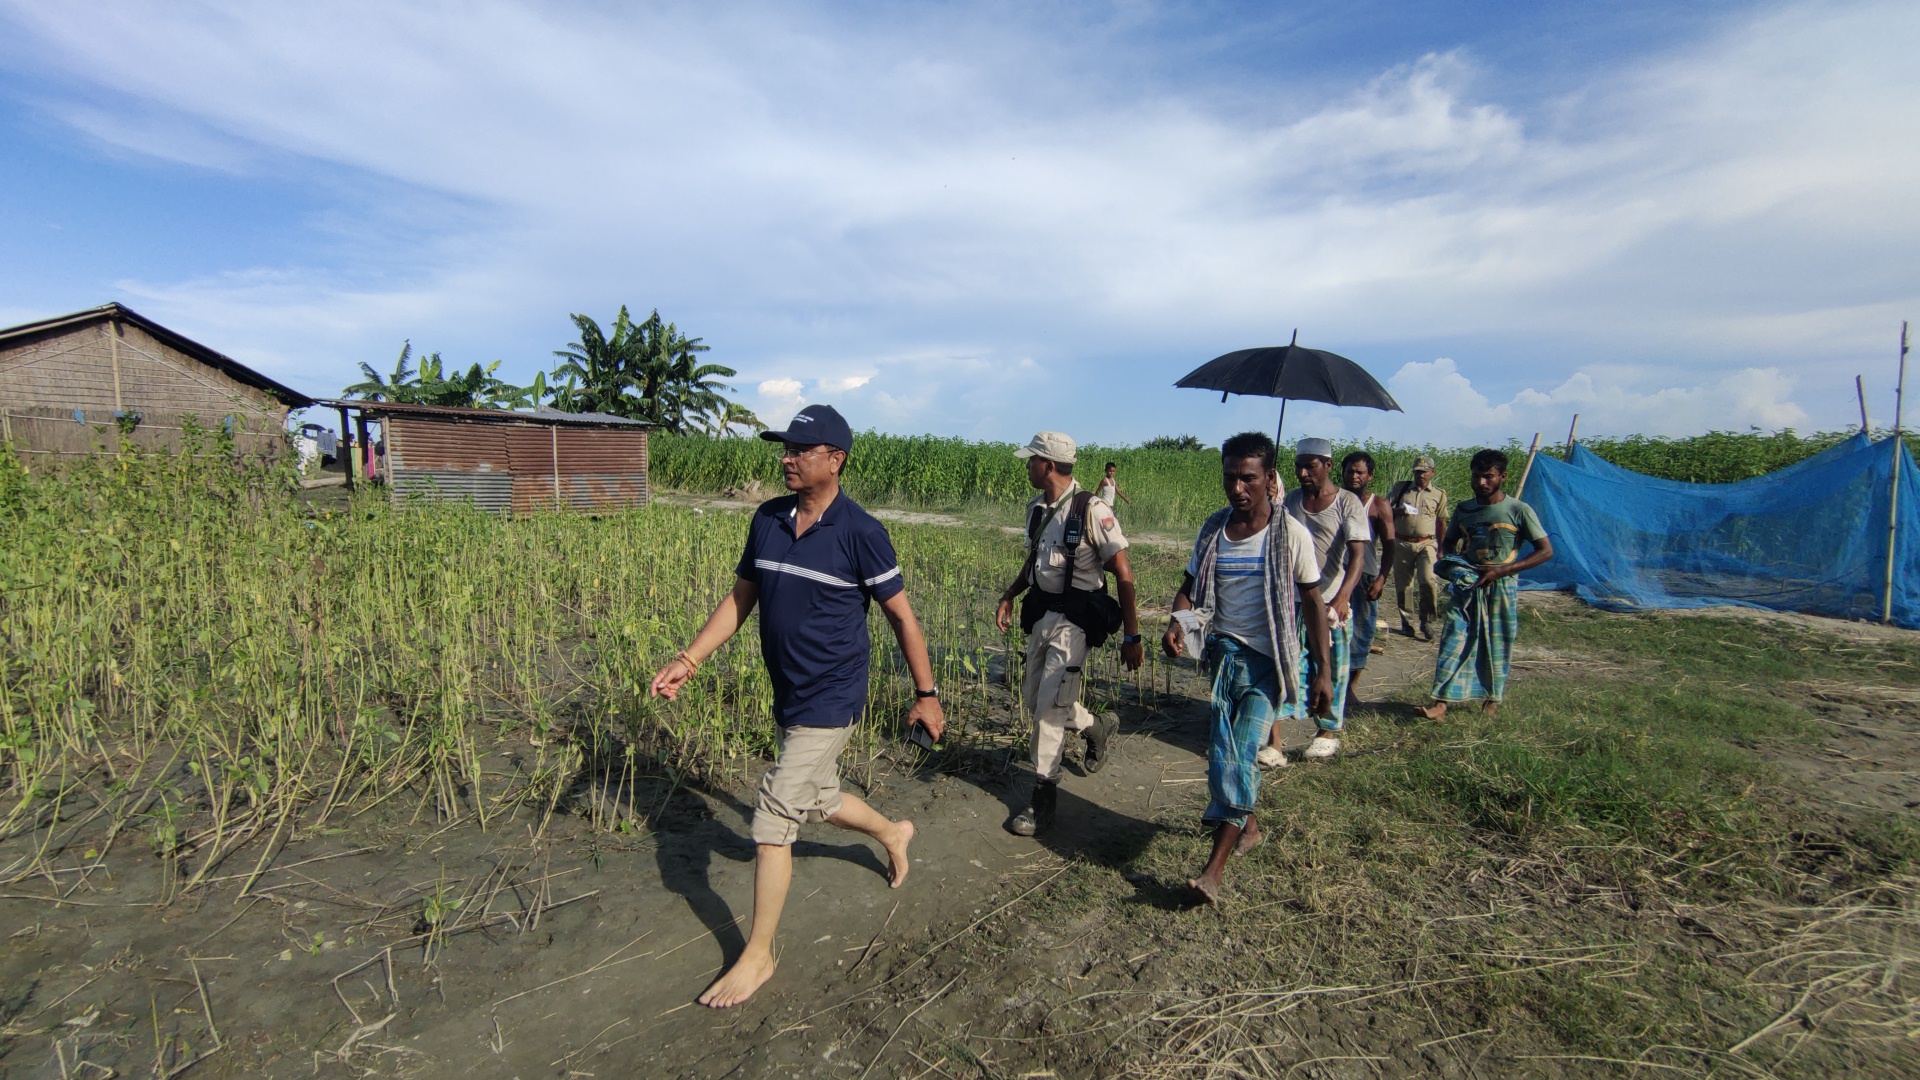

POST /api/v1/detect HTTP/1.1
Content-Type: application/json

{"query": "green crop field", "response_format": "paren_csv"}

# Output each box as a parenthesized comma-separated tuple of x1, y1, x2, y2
(5, 424, 1902, 871)
(0, 445, 1191, 880)
(4, 424, 1904, 859)
(653, 427, 1913, 533)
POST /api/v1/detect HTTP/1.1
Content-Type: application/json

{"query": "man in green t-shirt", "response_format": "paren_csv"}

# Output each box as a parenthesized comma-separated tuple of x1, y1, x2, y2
(1420, 448, 1554, 719)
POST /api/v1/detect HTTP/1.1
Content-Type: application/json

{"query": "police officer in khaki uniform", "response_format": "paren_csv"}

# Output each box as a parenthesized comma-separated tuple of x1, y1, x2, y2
(994, 431, 1143, 836)
(1388, 456, 1449, 639)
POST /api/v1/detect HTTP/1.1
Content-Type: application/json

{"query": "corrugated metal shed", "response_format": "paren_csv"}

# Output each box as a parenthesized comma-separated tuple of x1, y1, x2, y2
(326, 400, 651, 513)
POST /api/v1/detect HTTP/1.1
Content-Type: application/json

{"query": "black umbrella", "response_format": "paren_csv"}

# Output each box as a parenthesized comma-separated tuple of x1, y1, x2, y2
(1175, 330, 1402, 444)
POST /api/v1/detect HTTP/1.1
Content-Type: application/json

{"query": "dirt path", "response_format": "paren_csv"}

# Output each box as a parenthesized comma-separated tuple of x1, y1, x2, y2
(656, 491, 1196, 548)
(0, 755, 1034, 1077)
(23, 587, 1915, 1077)
(0, 594, 1441, 1079)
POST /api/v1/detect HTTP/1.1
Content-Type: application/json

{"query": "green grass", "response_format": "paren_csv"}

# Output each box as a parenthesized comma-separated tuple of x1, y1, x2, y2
(989, 603, 1920, 1075)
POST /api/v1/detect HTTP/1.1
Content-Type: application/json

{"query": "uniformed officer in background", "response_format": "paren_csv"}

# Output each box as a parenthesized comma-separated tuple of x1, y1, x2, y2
(1388, 456, 1449, 640)
(994, 431, 1144, 836)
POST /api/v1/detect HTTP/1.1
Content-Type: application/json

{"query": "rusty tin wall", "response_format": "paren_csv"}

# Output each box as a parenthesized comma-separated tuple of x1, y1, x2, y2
(503, 427, 649, 512)
(386, 417, 646, 513)
(386, 417, 513, 511)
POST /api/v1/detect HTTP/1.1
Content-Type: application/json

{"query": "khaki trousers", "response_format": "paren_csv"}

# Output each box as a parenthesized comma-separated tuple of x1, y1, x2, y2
(750, 723, 855, 846)
(1394, 538, 1441, 625)
(1022, 610, 1096, 781)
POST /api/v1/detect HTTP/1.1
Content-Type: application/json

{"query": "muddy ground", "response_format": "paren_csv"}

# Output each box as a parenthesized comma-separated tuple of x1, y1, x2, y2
(3, 594, 1915, 1078)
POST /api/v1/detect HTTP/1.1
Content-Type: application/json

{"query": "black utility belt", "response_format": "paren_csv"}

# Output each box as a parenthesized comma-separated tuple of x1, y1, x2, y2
(1020, 585, 1123, 648)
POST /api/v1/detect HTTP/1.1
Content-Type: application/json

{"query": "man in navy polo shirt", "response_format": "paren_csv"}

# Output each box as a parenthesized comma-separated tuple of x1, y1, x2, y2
(651, 404, 945, 1009)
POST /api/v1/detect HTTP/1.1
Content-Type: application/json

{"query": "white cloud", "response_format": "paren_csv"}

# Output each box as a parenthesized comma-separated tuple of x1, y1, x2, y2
(757, 377, 804, 398)
(1, 1, 1914, 442)
(1312, 358, 1811, 442)
(817, 374, 873, 393)
(753, 377, 807, 429)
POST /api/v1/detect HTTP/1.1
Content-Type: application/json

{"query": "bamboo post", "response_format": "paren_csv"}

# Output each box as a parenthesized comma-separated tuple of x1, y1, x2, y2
(107, 318, 123, 413)
(337, 404, 354, 494)
(1858, 375, 1872, 434)
(354, 411, 372, 484)
(551, 424, 562, 510)
(1514, 432, 1542, 499)
(1884, 322, 1908, 624)
(1564, 414, 1580, 456)
(106, 318, 125, 455)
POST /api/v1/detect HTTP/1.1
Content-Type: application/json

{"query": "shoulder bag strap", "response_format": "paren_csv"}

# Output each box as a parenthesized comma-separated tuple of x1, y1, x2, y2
(1017, 502, 1046, 590)
(1021, 493, 1081, 597)
(1063, 491, 1093, 554)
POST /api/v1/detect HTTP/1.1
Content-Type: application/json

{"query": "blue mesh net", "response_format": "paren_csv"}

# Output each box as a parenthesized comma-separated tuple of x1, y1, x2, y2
(1517, 434, 1920, 629)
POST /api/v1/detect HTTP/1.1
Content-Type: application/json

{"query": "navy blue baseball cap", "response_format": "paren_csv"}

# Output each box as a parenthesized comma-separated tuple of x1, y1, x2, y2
(759, 403, 853, 452)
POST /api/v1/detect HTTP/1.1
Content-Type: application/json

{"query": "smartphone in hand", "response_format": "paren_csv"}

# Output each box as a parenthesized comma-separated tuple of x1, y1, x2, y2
(906, 720, 938, 750)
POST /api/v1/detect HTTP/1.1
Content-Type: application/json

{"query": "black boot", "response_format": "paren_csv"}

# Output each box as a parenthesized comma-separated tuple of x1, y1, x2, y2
(1082, 712, 1119, 774)
(1008, 779, 1059, 837)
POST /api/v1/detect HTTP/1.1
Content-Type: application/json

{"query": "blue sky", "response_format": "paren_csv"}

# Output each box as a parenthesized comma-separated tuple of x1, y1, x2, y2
(1, 1, 1914, 447)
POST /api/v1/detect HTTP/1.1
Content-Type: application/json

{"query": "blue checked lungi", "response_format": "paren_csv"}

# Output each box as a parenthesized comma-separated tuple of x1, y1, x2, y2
(1203, 634, 1281, 828)
(1280, 608, 1352, 732)
(1350, 573, 1379, 672)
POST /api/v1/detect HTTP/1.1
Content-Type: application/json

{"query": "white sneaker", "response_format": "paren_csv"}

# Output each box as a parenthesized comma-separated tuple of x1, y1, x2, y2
(1256, 745, 1289, 768)
(1302, 736, 1341, 759)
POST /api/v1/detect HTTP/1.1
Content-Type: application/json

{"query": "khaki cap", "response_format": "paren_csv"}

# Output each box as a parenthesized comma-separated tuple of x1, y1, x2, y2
(1015, 431, 1077, 464)
(1412, 456, 1436, 473)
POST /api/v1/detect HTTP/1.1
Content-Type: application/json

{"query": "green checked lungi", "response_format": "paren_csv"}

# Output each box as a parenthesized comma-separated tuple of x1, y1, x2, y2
(1430, 554, 1519, 703)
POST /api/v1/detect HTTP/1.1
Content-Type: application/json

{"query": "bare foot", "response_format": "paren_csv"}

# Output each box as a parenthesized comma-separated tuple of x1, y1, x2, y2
(698, 950, 777, 1008)
(1481, 701, 1499, 717)
(883, 820, 915, 888)
(1186, 874, 1222, 906)
(1419, 701, 1448, 721)
(1234, 819, 1264, 856)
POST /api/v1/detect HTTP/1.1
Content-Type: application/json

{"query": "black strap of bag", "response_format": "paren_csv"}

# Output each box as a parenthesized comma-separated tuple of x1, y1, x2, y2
(1018, 491, 1124, 646)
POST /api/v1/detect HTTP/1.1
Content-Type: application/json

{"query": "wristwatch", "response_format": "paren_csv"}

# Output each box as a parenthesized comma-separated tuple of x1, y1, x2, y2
(914, 687, 939, 699)
(1121, 634, 1142, 645)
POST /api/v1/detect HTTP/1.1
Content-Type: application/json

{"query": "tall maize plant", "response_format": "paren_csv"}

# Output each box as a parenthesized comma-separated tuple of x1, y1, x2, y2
(0, 439, 1190, 897)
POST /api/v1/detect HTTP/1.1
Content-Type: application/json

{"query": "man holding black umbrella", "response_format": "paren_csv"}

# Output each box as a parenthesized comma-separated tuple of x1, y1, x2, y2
(1273, 438, 1369, 762)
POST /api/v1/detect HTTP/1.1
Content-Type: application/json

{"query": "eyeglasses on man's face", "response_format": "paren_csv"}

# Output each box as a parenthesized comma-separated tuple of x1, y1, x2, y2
(779, 444, 835, 460)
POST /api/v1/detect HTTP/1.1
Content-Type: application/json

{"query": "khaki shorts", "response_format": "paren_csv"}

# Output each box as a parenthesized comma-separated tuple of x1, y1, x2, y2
(750, 723, 856, 846)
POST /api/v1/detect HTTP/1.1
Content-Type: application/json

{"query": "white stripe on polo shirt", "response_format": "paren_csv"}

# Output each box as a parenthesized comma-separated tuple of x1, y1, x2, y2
(754, 559, 858, 588)
(863, 566, 901, 587)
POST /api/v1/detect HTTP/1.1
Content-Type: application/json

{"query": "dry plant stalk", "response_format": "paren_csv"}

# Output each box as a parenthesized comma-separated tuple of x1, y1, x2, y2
(1724, 875, 1919, 1064)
